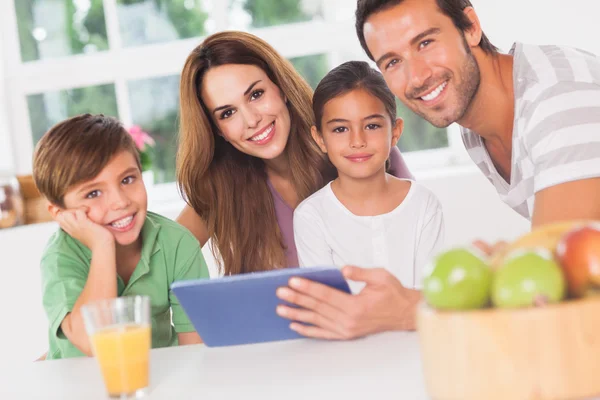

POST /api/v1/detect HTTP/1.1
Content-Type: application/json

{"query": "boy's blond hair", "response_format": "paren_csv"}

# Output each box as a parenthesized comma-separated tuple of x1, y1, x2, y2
(33, 114, 141, 207)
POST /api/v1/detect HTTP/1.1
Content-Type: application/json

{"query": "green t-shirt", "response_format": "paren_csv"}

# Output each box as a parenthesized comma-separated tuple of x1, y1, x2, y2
(40, 211, 209, 360)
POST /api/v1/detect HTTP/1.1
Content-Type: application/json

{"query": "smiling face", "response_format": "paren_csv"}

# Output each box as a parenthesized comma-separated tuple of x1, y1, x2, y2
(363, 0, 481, 128)
(200, 63, 292, 161)
(62, 150, 147, 247)
(312, 88, 402, 180)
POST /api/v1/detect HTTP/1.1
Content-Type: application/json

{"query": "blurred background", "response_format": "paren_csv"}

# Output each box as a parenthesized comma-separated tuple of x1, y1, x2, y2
(0, 0, 599, 368)
(1, 0, 450, 186)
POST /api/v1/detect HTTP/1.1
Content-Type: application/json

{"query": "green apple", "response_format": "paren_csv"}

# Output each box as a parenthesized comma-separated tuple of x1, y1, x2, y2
(423, 248, 492, 310)
(492, 249, 566, 308)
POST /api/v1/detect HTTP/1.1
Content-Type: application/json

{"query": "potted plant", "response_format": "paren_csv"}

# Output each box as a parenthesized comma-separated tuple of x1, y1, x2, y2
(127, 125, 156, 187)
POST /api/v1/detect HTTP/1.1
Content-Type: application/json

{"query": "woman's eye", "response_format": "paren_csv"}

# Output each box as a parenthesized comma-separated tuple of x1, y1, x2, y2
(250, 89, 264, 100)
(332, 127, 348, 133)
(220, 109, 235, 119)
(366, 124, 381, 130)
(85, 190, 100, 199)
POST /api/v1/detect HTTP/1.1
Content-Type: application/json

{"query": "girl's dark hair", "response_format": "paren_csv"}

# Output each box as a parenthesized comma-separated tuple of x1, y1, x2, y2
(312, 60, 396, 131)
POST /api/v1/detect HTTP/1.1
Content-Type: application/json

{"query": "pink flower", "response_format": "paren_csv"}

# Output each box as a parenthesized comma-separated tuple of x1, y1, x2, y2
(127, 125, 155, 151)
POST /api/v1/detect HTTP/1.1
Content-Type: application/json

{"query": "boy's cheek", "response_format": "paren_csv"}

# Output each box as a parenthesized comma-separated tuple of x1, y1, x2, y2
(85, 210, 106, 226)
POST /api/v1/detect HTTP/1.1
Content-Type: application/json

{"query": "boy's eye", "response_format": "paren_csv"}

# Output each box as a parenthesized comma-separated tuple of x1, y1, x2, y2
(250, 89, 264, 101)
(122, 176, 135, 185)
(85, 190, 100, 199)
(219, 109, 235, 120)
(332, 126, 348, 134)
(365, 123, 381, 130)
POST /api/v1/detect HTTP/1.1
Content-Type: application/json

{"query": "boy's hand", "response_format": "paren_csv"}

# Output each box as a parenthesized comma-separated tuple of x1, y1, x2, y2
(56, 207, 114, 251)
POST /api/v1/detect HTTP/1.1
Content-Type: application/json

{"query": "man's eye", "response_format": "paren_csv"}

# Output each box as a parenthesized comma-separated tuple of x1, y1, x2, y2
(385, 59, 400, 70)
(420, 39, 433, 49)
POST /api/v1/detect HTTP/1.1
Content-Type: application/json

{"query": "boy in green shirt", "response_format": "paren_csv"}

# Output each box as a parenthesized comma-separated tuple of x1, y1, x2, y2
(33, 114, 208, 360)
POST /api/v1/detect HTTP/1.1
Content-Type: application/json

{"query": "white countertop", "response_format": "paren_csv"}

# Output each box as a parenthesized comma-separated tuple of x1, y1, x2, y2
(2, 332, 429, 399)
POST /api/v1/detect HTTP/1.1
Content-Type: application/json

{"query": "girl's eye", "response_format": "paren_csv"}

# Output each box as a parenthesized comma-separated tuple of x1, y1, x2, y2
(250, 89, 264, 100)
(219, 109, 235, 120)
(332, 126, 348, 134)
(122, 176, 135, 185)
(365, 124, 381, 130)
(85, 190, 100, 199)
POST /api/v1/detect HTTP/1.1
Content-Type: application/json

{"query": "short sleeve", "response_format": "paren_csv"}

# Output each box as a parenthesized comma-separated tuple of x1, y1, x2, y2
(414, 197, 445, 290)
(169, 236, 209, 333)
(40, 250, 89, 359)
(525, 81, 600, 193)
(293, 204, 334, 267)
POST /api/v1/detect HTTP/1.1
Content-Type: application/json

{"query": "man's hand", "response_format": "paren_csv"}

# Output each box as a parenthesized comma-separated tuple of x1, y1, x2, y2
(276, 266, 421, 340)
(55, 207, 114, 251)
(472, 240, 508, 257)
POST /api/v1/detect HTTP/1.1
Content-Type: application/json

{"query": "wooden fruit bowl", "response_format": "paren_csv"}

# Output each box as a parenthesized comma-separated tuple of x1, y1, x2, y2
(417, 296, 600, 400)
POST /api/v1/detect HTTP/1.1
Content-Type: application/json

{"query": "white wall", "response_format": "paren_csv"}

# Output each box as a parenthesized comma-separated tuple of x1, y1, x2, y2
(477, 0, 600, 55)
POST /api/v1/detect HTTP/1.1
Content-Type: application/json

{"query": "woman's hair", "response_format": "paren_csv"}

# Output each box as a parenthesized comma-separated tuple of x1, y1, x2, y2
(177, 31, 330, 275)
(312, 60, 397, 131)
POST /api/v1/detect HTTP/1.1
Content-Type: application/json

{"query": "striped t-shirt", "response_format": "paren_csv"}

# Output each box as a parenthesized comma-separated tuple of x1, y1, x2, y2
(461, 42, 600, 220)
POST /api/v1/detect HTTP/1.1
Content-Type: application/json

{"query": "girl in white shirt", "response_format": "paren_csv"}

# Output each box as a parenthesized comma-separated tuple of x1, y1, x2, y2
(293, 61, 444, 291)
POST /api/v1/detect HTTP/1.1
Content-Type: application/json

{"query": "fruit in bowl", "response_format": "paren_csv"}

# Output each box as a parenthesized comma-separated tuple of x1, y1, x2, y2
(418, 221, 600, 400)
(488, 220, 588, 269)
(491, 248, 566, 308)
(422, 248, 492, 310)
(556, 224, 600, 297)
(423, 220, 600, 311)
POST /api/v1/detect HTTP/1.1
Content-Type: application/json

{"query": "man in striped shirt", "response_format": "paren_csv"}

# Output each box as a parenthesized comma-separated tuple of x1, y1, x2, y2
(357, 0, 600, 226)
(275, 0, 600, 340)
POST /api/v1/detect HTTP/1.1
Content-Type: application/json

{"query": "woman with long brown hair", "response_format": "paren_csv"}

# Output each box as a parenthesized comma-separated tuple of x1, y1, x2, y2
(176, 31, 412, 276)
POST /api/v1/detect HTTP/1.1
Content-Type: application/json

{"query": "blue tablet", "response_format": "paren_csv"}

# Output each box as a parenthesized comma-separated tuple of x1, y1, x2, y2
(171, 267, 351, 347)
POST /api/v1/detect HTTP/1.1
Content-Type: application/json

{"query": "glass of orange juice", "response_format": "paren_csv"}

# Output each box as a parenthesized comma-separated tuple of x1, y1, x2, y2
(82, 296, 151, 399)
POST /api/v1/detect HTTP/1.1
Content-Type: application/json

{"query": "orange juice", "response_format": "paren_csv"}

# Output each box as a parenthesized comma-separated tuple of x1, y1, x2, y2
(91, 324, 151, 396)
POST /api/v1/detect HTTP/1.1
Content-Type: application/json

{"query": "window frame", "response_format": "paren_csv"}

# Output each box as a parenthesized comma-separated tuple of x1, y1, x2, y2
(0, 0, 465, 195)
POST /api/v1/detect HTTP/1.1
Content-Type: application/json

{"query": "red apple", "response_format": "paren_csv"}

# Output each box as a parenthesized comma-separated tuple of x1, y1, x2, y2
(556, 224, 600, 297)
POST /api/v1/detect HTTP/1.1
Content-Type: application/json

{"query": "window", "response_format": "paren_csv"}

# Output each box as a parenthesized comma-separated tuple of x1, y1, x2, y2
(2, 0, 454, 190)
(15, 0, 109, 62)
(290, 54, 328, 89)
(29, 84, 119, 144)
(229, 0, 322, 29)
(116, 0, 214, 47)
(128, 75, 179, 184)
(396, 100, 449, 153)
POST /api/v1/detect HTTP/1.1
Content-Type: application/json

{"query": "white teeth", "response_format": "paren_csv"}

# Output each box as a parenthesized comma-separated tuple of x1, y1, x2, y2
(249, 123, 274, 142)
(111, 216, 133, 228)
(421, 82, 447, 101)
